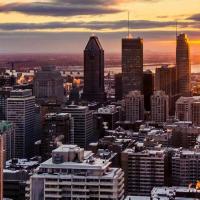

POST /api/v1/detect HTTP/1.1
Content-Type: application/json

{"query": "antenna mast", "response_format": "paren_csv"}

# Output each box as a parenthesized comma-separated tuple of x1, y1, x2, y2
(176, 20, 178, 38)
(128, 11, 130, 38)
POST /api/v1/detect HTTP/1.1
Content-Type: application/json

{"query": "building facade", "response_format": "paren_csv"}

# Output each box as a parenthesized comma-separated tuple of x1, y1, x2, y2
(33, 66, 64, 104)
(151, 91, 169, 123)
(125, 91, 144, 122)
(176, 34, 191, 97)
(6, 89, 35, 158)
(121, 148, 169, 196)
(155, 66, 178, 115)
(41, 113, 74, 160)
(83, 36, 106, 103)
(175, 96, 200, 122)
(62, 105, 94, 148)
(143, 70, 154, 112)
(122, 37, 143, 96)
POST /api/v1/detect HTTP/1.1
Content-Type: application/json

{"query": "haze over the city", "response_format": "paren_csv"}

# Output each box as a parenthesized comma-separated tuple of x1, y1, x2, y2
(0, 0, 200, 55)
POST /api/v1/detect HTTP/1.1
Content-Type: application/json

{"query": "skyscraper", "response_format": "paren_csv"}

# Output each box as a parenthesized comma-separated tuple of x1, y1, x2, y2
(143, 70, 154, 111)
(62, 105, 93, 148)
(155, 66, 178, 115)
(6, 89, 35, 158)
(122, 36, 143, 96)
(125, 90, 144, 122)
(83, 36, 106, 103)
(176, 34, 191, 97)
(33, 66, 64, 104)
(151, 91, 169, 122)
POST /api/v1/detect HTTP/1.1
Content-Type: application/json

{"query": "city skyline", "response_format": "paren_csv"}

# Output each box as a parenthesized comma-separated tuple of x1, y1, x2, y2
(0, 0, 199, 54)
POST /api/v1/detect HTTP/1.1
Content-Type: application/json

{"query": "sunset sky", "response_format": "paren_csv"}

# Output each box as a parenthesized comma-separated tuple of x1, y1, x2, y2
(0, 0, 200, 54)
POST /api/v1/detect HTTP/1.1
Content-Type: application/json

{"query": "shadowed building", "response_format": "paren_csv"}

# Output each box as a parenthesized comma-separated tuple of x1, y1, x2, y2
(155, 66, 178, 116)
(122, 36, 143, 96)
(143, 70, 154, 111)
(176, 34, 191, 97)
(33, 66, 64, 104)
(83, 36, 106, 103)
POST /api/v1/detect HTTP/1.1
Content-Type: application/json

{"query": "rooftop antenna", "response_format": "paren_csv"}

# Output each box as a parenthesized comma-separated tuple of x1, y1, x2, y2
(128, 11, 130, 38)
(176, 20, 178, 38)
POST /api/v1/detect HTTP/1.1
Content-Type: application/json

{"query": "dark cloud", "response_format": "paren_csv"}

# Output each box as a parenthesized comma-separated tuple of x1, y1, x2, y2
(188, 14, 200, 21)
(0, 2, 121, 17)
(0, 20, 195, 31)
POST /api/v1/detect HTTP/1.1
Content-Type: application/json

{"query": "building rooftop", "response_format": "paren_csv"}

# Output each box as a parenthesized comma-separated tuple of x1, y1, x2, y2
(40, 145, 111, 171)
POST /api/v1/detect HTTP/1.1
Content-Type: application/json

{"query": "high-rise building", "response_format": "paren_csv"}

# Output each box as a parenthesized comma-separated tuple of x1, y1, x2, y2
(176, 34, 191, 97)
(33, 66, 64, 104)
(115, 73, 123, 101)
(27, 145, 124, 200)
(82, 36, 106, 103)
(6, 89, 35, 158)
(151, 91, 169, 122)
(175, 96, 200, 121)
(143, 70, 154, 111)
(122, 37, 143, 96)
(62, 105, 93, 148)
(122, 147, 169, 196)
(0, 121, 15, 161)
(155, 66, 178, 115)
(41, 113, 74, 160)
(0, 87, 12, 120)
(125, 91, 144, 122)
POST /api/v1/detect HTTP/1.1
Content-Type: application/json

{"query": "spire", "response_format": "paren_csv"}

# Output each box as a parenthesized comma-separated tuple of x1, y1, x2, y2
(127, 11, 133, 39)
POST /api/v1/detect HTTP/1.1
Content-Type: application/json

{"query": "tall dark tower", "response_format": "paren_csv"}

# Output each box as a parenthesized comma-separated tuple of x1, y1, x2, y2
(122, 37, 143, 97)
(176, 33, 191, 97)
(83, 36, 106, 103)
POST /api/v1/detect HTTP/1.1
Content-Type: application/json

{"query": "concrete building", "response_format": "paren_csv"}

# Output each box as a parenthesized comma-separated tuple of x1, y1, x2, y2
(125, 91, 144, 123)
(41, 113, 74, 160)
(83, 36, 106, 103)
(155, 66, 178, 115)
(151, 91, 169, 123)
(62, 105, 94, 148)
(33, 66, 64, 104)
(175, 96, 200, 122)
(121, 147, 169, 196)
(172, 148, 200, 186)
(6, 89, 35, 158)
(27, 145, 124, 200)
(0, 87, 12, 121)
(176, 34, 191, 97)
(0, 121, 15, 161)
(122, 37, 143, 96)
